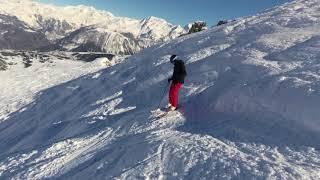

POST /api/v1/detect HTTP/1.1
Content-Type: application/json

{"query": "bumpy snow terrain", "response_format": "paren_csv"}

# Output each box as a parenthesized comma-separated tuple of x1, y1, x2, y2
(1, 0, 320, 179)
(0, 0, 185, 54)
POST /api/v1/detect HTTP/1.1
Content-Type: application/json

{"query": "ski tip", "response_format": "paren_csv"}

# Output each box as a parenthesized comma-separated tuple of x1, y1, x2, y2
(151, 108, 163, 113)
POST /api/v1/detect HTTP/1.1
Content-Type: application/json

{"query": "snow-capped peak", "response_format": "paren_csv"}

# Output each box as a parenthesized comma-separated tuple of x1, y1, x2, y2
(0, 0, 185, 54)
(141, 16, 167, 23)
(0, 0, 115, 28)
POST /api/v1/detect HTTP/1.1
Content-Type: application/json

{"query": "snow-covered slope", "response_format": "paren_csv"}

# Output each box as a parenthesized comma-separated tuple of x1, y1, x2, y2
(0, 0, 185, 54)
(1, 0, 320, 179)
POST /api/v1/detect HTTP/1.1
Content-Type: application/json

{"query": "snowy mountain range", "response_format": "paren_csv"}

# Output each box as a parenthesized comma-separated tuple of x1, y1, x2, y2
(0, 14, 51, 50)
(0, 0, 185, 54)
(1, 0, 320, 179)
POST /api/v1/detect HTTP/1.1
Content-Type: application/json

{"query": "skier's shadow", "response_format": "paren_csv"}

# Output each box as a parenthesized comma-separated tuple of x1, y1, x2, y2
(177, 89, 320, 150)
(174, 63, 320, 149)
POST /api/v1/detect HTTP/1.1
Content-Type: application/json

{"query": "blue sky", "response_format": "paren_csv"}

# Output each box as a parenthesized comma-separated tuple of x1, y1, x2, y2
(37, 0, 289, 26)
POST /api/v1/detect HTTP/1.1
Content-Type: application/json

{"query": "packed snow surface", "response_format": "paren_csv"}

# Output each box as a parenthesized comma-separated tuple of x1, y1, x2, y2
(1, 0, 320, 179)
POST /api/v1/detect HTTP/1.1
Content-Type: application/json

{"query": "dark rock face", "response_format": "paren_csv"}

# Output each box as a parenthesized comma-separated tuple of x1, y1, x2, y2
(0, 15, 52, 51)
(0, 58, 7, 71)
(72, 52, 114, 62)
(217, 20, 228, 26)
(188, 21, 207, 34)
(71, 42, 104, 53)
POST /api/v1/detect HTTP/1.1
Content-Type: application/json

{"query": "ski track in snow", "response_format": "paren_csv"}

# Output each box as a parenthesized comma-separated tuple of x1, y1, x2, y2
(1, 0, 320, 179)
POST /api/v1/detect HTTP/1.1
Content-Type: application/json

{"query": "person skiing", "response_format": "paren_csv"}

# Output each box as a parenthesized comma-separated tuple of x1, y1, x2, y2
(167, 55, 187, 111)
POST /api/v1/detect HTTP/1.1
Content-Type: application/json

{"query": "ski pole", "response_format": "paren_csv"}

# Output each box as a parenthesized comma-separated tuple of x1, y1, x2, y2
(157, 82, 170, 109)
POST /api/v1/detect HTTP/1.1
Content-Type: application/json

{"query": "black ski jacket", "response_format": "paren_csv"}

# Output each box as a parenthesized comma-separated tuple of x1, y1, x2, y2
(169, 60, 187, 84)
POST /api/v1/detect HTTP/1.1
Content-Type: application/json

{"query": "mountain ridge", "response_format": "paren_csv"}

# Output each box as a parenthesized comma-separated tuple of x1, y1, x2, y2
(0, 0, 185, 54)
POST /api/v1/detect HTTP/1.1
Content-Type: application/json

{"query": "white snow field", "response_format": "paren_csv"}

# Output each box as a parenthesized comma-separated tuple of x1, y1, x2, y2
(1, 0, 320, 179)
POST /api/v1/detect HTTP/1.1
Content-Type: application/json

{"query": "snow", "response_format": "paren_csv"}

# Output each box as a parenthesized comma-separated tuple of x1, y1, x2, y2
(0, 0, 114, 30)
(0, 30, 8, 35)
(0, 0, 185, 40)
(0, 0, 185, 54)
(1, 0, 320, 179)
(0, 53, 108, 121)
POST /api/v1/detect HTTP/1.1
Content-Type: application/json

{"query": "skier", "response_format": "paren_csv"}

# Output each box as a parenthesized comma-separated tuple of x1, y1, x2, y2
(167, 55, 187, 111)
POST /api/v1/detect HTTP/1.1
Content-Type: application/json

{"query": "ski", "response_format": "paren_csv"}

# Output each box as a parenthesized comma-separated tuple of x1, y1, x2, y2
(151, 107, 178, 120)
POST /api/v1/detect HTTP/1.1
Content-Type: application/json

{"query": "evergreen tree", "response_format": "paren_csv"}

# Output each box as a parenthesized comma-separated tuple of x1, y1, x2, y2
(188, 21, 207, 34)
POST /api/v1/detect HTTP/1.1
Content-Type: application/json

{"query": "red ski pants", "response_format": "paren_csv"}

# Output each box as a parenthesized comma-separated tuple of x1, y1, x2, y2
(169, 82, 182, 108)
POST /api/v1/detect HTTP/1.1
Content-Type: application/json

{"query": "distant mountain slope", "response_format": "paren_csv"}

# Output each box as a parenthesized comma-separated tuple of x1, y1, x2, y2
(1, 0, 320, 179)
(0, 14, 51, 50)
(0, 0, 185, 54)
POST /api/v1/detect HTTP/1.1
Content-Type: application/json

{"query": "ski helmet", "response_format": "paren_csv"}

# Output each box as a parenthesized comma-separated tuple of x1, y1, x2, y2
(170, 55, 177, 63)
